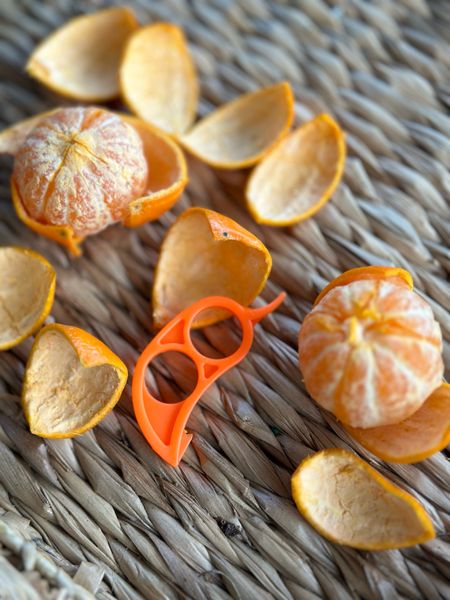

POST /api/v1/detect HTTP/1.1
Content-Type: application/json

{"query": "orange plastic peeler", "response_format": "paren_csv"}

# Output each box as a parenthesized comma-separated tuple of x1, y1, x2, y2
(132, 293, 285, 467)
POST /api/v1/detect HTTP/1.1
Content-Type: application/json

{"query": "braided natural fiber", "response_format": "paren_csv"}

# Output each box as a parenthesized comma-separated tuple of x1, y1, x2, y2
(0, 0, 449, 598)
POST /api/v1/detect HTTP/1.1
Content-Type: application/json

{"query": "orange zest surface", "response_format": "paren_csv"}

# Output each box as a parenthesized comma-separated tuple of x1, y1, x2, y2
(120, 115, 188, 227)
(314, 266, 414, 306)
(291, 448, 435, 550)
(347, 382, 450, 463)
(27, 7, 138, 101)
(180, 82, 294, 169)
(152, 207, 272, 329)
(23, 323, 128, 438)
(0, 247, 55, 350)
(120, 23, 199, 136)
(246, 114, 345, 225)
(298, 266, 443, 428)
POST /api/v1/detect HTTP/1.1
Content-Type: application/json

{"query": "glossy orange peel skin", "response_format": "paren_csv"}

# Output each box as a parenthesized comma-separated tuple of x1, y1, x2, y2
(291, 448, 435, 550)
(0, 246, 56, 350)
(23, 323, 128, 438)
(299, 266, 443, 428)
(120, 23, 199, 136)
(133, 293, 285, 466)
(26, 7, 139, 102)
(247, 114, 346, 226)
(152, 207, 272, 329)
(180, 82, 294, 169)
(347, 382, 450, 463)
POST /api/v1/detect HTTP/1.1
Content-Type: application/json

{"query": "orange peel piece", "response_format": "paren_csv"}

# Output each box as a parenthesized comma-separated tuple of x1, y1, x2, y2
(291, 448, 435, 550)
(0, 247, 55, 350)
(23, 323, 128, 438)
(152, 207, 272, 329)
(120, 115, 188, 227)
(346, 383, 450, 463)
(314, 265, 413, 306)
(120, 23, 198, 136)
(246, 114, 345, 225)
(180, 82, 294, 169)
(26, 7, 138, 101)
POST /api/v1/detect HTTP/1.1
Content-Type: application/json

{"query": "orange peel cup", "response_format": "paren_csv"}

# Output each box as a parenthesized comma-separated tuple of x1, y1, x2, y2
(133, 293, 285, 466)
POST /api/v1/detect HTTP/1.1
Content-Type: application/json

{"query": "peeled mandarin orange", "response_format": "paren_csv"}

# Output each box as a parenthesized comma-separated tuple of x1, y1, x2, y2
(298, 266, 443, 428)
(346, 382, 450, 463)
(23, 323, 128, 438)
(120, 115, 188, 228)
(26, 7, 138, 101)
(246, 114, 345, 225)
(180, 82, 294, 169)
(12, 106, 148, 237)
(291, 449, 435, 550)
(120, 23, 198, 136)
(153, 207, 272, 329)
(0, 247, 55, 350)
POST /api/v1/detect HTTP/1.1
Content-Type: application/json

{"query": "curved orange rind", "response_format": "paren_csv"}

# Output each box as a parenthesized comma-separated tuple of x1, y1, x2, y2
(180, 82, 294, 169)
(27, 7, 138, 101)
(314, 265, 414, 306)
(120, 23, 198, 136)
(291, 448, 435, 550)
(152, 207, 272, 329)
(120, 115, 188, 227)
(23, 323, 128, 438)
(346, 383, 450, 463)
(246, 114, 345, 225)
(0, 246, 55, 351)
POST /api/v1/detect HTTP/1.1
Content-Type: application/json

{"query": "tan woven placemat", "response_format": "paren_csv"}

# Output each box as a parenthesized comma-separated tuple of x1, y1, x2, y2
(0, 0, 449, 598)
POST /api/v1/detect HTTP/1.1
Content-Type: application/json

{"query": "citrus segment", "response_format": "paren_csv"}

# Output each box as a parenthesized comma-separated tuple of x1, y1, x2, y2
(246, 114, 345, 225)
(299, 274, 443, 428)
(0, 247, 55, 350)
(120, 115, 188, 227)
(347, 383, 450, 463)
(152, 207, 272, 329)
(314, 266, 413, 306)
(23, 323, 128, 438)
(12, 180, 83, 256)
(12, 107, 148, 238)
(120, 23, 198, 136)
(26, 7, 138, 101)
(180, 82, 294, 169)
(291, 449, 435, 550)
(0, 111, 55, 155)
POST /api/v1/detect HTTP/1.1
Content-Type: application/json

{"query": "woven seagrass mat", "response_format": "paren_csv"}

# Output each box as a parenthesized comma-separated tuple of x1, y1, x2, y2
(0, 0, 449, 598)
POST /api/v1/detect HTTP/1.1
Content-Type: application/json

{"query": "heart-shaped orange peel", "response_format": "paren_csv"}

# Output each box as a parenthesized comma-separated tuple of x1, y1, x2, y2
(2, 109, 187, 254)
(26, 7, 139, 101)
(181, 82, 294, 169)
(152, 207, 272, 329)
(0, 247, 55, 350)
(120, 23, 198, 136)
(246, 114, 345, 225)
(291, 448, 435, 550)
(23, 323, 128, 438)
(346, 382, 450, 463)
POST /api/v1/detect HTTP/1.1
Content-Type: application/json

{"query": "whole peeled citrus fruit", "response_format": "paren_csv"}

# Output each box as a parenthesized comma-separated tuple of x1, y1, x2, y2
(298, 269, 443, 428)
(13, 106, 148, 236)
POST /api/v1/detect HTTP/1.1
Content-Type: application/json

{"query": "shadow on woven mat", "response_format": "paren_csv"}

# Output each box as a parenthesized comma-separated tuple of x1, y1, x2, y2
(0, 0, 449, 598)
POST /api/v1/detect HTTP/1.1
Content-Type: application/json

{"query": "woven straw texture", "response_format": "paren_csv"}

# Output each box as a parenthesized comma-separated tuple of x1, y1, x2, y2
(0, 0, 449, 598)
